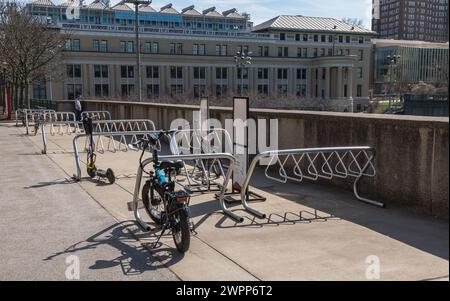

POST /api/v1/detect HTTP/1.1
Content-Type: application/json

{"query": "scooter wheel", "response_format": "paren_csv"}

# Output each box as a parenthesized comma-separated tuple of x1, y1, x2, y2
(87, 166, 97, 178)
(106, 168, 115, 184)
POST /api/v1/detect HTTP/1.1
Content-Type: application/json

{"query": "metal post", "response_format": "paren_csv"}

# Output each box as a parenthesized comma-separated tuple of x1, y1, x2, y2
(124, 0, 151, 102)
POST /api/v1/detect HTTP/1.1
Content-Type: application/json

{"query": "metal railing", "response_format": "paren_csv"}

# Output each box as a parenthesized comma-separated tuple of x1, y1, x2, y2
(133, 152, 240, 230)
(238, 146, 383, 219)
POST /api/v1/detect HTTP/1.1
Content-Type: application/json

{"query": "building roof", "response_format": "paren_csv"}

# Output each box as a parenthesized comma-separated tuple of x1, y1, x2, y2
(181, 5, 201, 16)
(223, 8, 245, 19)
(31, 0, 55, 6)
(203, 7, 221, 17)
(112, 2, 132, 11)
(59, 0, 75, 7)
(253, 15, 376, 35)
(87, 0, 107, 10)
(139, 3, 156, 13)
(372, 39, 450, 49)
(160, 3, 179, 14)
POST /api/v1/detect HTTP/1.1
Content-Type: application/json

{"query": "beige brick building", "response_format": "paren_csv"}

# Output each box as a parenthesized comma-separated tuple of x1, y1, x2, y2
(28, 1, 376, 111)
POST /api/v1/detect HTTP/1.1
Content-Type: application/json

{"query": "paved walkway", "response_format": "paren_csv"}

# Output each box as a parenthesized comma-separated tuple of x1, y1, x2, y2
(0, 123, 178, 280)
(0, 122, 448, 280)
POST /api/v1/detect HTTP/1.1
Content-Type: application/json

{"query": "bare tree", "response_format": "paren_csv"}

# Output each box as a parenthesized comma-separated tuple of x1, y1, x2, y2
(0, 1, 67, 109)
(342, 17, 365, 27)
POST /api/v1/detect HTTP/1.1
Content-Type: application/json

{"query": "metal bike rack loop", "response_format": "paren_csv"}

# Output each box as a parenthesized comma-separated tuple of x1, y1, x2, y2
(133, 152, 241, 230)
(81, 111, 111, 120)
(169, 128, 233, 193)
(238, 146, 383, 219)
(72, 130, 162, 181)
(41, 119, 157, 154)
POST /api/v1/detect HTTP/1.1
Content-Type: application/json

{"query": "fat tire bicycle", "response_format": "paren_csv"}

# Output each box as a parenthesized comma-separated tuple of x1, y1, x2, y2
(133, 132, 191, 253)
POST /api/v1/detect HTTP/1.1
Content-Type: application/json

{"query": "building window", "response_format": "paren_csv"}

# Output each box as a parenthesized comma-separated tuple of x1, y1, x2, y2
(257, 68, 269, 79)
(170, 66, 183, 79)
(92, 40, 99, 51)
(277, 84, 288, 96)
(258, 46, 269, 57)
(67, 64, 81, 78)
(280, 33, 286, 41)
(121, 66, 134, 78)
(67, 84, 82, 100)
(277, 68, 288, 80)
(33, 82, 47, 100)
(127, 41, 134, 53)
(358, 49, 364, 61)
(152, 42, 159, 54)
(314, 35, 319, 42)
(120, 41, 126, 52)
(216, 68, 227, 80)
(65, 39, 81, 51)
(216, 45, 227, 56)
(357, 84, 362, 97)
(146, 66, 159, 79)
(170, 84, 183, 95)
(94, 84, 109, 98)
(193, 85, 206, 98)
(237, 84, 249, 95)
(144, 42, 151, 53)
(296, 84, 307, 97)
(147, 84, 159, 98)
(94, 65, 108, 78)
(278, 47, 288, 57)
(100, 40, 108, 52)
(216, 84, 227, 97)
(357, 67, 363, 79)
(193, 67, 206, 80)
(193, 44, 206, 55)
(303, 34, 308, 41)
(313, 48, 318, 57)
(121, 84, 135, 97)
(257, 84, 269, 95)
(296, 68, 307, 80)
(237, 68, 248, 80)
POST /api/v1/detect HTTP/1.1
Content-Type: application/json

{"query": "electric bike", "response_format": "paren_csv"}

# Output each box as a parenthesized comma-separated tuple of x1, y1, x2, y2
(134, 132, 191, 253)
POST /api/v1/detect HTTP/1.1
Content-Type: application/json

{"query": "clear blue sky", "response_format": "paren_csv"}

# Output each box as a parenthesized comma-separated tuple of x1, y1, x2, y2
(49, 0, 373, 28)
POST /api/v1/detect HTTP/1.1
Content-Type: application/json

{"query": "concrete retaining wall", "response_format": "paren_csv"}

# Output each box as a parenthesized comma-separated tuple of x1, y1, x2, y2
(59, 100, 449, 218)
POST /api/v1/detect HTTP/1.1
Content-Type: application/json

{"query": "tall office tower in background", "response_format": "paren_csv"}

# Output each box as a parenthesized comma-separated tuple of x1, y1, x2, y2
(372, 0, 448, 42)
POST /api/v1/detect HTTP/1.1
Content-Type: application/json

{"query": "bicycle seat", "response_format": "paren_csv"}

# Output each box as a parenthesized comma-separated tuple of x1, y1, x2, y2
(160, 160, 184, 170)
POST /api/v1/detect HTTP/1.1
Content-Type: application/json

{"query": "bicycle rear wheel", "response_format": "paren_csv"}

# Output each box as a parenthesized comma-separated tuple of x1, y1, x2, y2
(172, 207, 190, 253)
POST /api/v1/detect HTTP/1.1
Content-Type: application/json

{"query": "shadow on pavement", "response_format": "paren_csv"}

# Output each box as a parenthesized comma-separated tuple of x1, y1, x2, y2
(44, 221, 183, 275)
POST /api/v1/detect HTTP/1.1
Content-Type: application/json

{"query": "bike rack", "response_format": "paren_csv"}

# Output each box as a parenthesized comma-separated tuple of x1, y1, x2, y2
(81, 111, 111, 120)
(41, 119, 157, 154)
(16, 109, 55, 133)
(133, 152, 241, 230)
(72, 130, 161, 180)
(15, 109, 55, 127)
(237, 146, 383, 219)
(169, 128, 233, 193)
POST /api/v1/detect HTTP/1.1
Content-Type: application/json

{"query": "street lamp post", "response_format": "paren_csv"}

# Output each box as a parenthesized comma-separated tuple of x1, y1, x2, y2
(234, 51, 252, 96)
(123, 0, 151, 102)
(386, 54, 401, 110)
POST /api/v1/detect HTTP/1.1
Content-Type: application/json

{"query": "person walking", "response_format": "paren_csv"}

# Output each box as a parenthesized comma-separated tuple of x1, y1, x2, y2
(74, 95, 82, 121)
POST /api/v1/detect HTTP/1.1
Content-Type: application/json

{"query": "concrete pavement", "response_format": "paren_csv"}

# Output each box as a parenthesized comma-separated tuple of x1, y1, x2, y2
(0, 123, 178, 280)
(0, 122, 448, 280)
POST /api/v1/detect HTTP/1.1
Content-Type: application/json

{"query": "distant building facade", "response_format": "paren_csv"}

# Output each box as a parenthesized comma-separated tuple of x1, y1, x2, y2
(25, 0, 377, 112)
(371, 39, 449, 96)
(372, 0, 449, 42)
